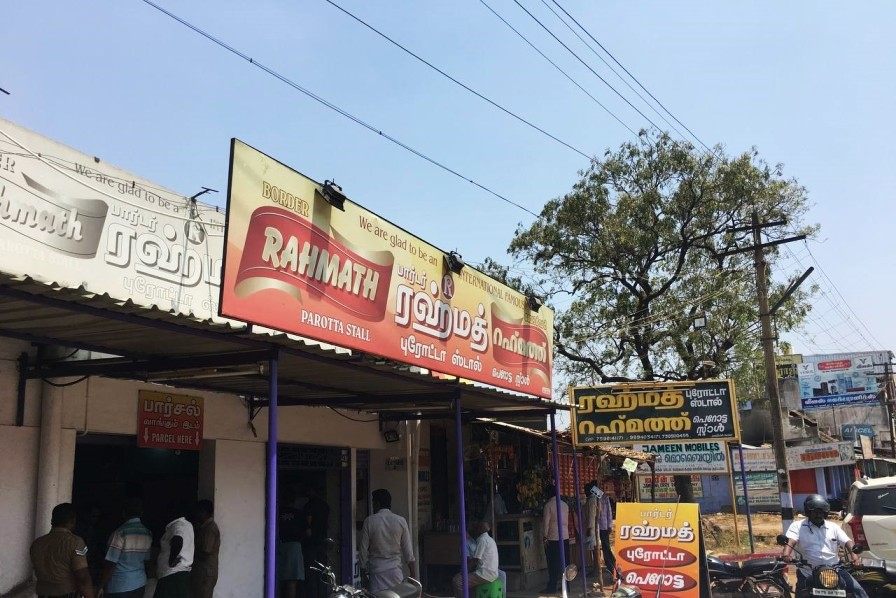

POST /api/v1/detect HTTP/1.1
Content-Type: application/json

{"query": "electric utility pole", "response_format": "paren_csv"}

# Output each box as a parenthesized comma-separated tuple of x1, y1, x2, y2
(722, 211, 808, 532)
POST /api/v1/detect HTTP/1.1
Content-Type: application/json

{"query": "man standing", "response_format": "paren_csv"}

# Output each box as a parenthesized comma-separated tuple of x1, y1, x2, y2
(303, 485, 331, 598)
(359, 489, 417, 592)
(595, 484, 616, 575)
(191, 500, 221, 598)
(781, 494, 867, 598)
(99, 497, 152, 598)
(452, 521, 499, 598)
(541, 484, 569, 594)
(31, 503, 95, 598)
(154, 504, 194, 598)
(278, 487, 306, 598)
(583, 482, 599, 574)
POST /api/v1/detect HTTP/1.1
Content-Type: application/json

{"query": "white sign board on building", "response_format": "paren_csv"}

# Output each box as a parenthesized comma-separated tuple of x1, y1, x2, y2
(731, 441, 855, 472)
(634, 441, 729, 474)
(0, 118, 226, 321)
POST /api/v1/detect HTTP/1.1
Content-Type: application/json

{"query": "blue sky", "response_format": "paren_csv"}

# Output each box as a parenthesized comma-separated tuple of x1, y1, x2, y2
(3, 0, 894, 359)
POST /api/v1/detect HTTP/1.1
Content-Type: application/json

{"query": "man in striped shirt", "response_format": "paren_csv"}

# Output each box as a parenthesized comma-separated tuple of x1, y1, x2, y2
(99, 497, 152, 598)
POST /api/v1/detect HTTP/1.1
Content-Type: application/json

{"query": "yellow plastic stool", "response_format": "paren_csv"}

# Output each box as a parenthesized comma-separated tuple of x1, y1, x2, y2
(475, 578, 503, 598)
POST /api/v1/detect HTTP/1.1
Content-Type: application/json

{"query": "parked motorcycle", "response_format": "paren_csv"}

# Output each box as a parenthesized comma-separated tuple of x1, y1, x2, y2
(707, 553, 792, 598)
(848, 555, 896, 597)
(311, 561, 422, 598)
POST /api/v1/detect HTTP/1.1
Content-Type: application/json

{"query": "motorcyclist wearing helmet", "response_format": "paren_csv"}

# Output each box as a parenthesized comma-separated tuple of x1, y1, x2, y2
(781, 494, 867, 598)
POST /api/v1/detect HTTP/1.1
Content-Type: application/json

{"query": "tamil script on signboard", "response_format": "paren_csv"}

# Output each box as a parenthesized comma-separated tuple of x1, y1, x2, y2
(0, 118, 226, 321)
(221, 140, 554, 398)
(730, 441, 855, 471)
(570, 380, 739, 445)
(798, 354, 881, 411)
(634, 442, 729, 474)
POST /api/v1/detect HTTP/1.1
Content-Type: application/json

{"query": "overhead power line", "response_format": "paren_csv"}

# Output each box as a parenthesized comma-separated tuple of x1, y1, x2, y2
(510, 0, 666, 133)
(536, 0, 692, 144)
(322, 0, 593, 162)
(478, 0, 638, 137)
(550, 0, 715, 155)
(139, 0, 540, 218)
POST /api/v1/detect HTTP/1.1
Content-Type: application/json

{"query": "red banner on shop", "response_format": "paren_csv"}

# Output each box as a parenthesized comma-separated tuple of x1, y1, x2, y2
(221, 140, 554, 398)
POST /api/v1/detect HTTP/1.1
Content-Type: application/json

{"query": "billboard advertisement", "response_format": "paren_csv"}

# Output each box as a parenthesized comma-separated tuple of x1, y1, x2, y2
(615, 502, 702, 598)
(0, 118, 226, 320)
(798, 353, 882, 410)
(636, 474, 703, 499)
(634, 442, 729, 474)
(730, 441, 855, 471)
(220, 140, 553, 397)
(733, 472, 779, 508)
(570, 380, 738, 445)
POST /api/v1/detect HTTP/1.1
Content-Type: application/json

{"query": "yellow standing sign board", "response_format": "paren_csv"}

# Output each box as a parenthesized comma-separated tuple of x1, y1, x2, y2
(615, 502, 701, 598)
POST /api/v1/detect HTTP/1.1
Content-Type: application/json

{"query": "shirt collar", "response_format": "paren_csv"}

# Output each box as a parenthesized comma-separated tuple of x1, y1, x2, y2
(50, 526, 73, 534)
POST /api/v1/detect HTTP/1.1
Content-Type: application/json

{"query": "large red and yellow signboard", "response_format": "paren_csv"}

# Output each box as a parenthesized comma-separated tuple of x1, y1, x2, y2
(615, 502, 702, 598)
(220, 140, 553, 398)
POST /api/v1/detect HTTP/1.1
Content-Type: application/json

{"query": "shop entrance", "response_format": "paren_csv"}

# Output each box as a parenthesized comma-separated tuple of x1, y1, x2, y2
(71, 433, 199, 583)
(277, 445, 352, 588)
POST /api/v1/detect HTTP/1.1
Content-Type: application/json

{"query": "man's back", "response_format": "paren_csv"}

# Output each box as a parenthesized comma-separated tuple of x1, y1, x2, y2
(360, 509, 412, 571)
(31, 528, 88, 596)
(106, 517, 153, 593)
(542, 498, 569, 541)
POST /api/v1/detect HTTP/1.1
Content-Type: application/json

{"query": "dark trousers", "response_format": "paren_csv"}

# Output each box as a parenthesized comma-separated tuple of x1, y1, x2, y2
(154, 571, 191, 598)
(599, 529, 616, 570)
(545, 539, 569, 590)
(304, 543, 328, 598)
(107, 588, 146, 598)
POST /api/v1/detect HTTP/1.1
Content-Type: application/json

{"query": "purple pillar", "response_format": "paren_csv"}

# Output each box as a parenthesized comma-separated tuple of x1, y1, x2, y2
(265, 351, 279, 598)
(455, 395, 469, 598)
(549, 414, 567, 582)
(571, 446, 588, 594)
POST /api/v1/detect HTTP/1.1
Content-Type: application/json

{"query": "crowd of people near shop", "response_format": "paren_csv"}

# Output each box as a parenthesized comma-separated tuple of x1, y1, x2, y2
(30, 498, 220, 598)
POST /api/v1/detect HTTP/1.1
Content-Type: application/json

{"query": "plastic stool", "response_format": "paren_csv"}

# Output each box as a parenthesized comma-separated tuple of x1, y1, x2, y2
(475, 578, 503, 598)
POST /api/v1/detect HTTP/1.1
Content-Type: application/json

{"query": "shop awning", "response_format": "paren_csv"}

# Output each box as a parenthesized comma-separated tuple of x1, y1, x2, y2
(0, 274, 565, 422)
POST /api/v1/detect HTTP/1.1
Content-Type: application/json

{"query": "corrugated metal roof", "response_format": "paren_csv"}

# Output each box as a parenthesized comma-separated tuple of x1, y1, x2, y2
(0, 274, 562, 419)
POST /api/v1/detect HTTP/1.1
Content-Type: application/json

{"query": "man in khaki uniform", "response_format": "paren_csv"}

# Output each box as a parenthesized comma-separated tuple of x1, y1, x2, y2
(31, 503, 95, 598)
(191, 500, 221, 598)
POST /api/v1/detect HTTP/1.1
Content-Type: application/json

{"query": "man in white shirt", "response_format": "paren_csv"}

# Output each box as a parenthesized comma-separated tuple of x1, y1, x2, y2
(781, 494, 866, 598)
(541, 484, 569, 594)
(154, 505, 194, 598)
(453, 521, 499, 598)
(359, 489, 417, 592)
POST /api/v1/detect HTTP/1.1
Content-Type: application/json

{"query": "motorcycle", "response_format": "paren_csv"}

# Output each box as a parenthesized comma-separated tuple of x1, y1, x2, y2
(848, 555, 896, 597)
(707, 553, 792, 598)
(311, 561, 422, 598)
(776, 534, 862, 598)
(608, 566, 645, 598)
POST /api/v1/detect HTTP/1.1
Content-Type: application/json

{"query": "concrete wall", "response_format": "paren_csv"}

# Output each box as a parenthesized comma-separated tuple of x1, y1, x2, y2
(213, 439, 265, 598)
(0, 426, 39, 594)
(0, 337, 405, 597)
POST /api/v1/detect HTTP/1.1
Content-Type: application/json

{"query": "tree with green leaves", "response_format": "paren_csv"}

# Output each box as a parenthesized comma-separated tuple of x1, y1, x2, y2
(489, 131, 817, 400)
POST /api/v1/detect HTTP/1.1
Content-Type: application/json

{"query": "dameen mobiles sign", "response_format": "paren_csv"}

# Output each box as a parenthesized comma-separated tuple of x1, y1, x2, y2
(220, 140, 553, 398)
(570, 380, 739, 445)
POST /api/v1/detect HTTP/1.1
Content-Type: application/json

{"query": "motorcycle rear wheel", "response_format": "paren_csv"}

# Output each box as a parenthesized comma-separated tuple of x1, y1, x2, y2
(746, 578, 792, 598)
